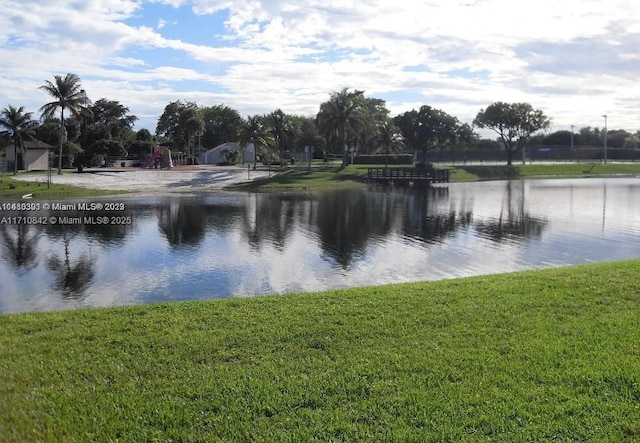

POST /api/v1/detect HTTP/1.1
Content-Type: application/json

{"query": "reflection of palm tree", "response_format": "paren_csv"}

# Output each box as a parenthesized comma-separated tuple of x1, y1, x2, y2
(0, 224, 40, 271)
(315, 190, 388, 269)
(397, 187, 472, 244)
(240, 194, 296, 251)
(47, 232, 95, 298)
(39, 73, 90, 174)
(474, 181, 547, 242)
(157, 201, 206, 247)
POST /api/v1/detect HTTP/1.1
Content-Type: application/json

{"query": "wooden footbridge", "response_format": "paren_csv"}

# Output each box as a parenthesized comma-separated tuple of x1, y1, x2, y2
(366, 167, 450, 186)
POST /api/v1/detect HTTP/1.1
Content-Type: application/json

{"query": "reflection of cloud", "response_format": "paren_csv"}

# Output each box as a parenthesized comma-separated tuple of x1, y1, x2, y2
(2, 180, 640, 314)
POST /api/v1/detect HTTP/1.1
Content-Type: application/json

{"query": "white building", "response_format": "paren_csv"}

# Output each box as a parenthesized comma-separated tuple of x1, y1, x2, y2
(198, 142, 255, 165)
(2, 140, 53, 172)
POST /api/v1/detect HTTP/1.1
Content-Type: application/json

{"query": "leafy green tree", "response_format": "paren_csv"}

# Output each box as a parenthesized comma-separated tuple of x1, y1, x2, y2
(0, 105, 37, 174)
(81, 99, 138, 163)
(375, 120, 405, 169)
(89, 99, 137, 139)
(358, 97, 390, 154)
(238, 115, 273, 170)
(394, 106, 460, 161)
(62, 141, 83, 168)
(35, 118, 62, 147)
(128, 128, 155, 158)
(199, 105, 243, 149)
(39, 73, 89, 174)
(606, 129, 630, 149)
(316, 88, 367, 168)
(156, 101, 203, 163)
(623, 132, 640, 149)
(473, 102, 551, 165)
(136, 128, 153, 141)
(266, 109, 298, 165)
(292, 115, 325, 157)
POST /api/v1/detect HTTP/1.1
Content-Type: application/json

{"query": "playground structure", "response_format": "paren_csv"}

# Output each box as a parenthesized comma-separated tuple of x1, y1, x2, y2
(148, 146, 173, 169)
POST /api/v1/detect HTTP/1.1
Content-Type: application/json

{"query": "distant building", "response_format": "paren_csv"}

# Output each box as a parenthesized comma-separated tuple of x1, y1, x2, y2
(198, 142, 254, 165)
(1, 140, 53, 172)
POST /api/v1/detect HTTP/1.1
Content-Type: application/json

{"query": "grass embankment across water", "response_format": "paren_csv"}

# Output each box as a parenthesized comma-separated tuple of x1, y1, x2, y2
(0, 172, 127, 200)
(1, 260, 639, 441)
(233, 162, 640, 191)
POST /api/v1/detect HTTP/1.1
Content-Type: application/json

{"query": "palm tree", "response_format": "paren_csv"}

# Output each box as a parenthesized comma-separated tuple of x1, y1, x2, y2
(316, 88, 367, 169)
(238, 115, 273, 170)
(39, 73, 88, 174)
(0, 105, 36, 174)
(375, 120, 405, 170)
(267, 109, 297, 166)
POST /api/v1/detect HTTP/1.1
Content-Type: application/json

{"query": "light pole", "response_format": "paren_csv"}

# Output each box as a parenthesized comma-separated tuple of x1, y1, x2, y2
(602, 114, 608, 164)
(570, 125, 575, 162)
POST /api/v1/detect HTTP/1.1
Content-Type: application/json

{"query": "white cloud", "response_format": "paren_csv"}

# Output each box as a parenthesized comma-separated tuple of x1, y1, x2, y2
(0, 0, 638, 133)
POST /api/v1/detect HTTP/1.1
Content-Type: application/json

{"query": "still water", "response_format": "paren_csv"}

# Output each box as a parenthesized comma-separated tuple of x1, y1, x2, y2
(1, 178, 639, 313)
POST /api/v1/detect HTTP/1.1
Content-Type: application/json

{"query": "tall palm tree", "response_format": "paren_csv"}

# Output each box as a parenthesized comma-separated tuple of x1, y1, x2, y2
(316, 88, 367, 169)
(238, 115, 273, 170)
(375, 120, 405, 170)
(267, 109, 297, 165)
(0, 105, 36, 174)
(39, 73, 88, 174)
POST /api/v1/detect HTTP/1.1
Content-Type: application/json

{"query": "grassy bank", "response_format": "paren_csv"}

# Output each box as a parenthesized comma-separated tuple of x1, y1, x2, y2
(455, 163, 640, 181)
(0, 172, 127, 200)
(2, 261, 639, 441)
(232, 162, 640, 191)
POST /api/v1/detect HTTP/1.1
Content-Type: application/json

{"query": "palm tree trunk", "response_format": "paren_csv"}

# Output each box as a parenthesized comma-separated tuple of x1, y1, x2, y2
(13, 135, 18, 175)
(252, 139, 257, 170)
(58, 107, 65, 175)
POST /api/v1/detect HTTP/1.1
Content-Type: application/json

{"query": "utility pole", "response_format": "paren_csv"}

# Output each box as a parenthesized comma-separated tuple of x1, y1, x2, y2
(570, 125, 575, 162)
(602, 115, 608, 164)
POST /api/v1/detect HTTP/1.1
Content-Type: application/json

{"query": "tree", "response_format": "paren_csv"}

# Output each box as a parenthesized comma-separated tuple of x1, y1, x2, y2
(199, 105, 243, 149)
(78, 99, 138, 163)
(0, 105, 37, 174)
(316, 88, 367, 168)
(358, 97, 391, 154)
(294, 115, 324, 153)
(238, 115, 273, 170)
(394, 106, 461, 162)
(375, 120, 405, 169)
(266, 109, 298, 165)
(623, 132, 640, 149)
(39, 73, 89, 174)
(156, 101, 203, 163)
(473, 102, 551, 165)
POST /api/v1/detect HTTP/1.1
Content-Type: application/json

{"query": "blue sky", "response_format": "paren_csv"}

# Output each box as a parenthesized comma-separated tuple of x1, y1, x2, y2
(0, 0, 639, 135)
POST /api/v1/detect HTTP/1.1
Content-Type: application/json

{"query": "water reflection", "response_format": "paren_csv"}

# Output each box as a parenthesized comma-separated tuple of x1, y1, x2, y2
(46, 227, 95, 299)
(1, 178, 640, 313)
(0, 224, 40, 271)
(475, 181, 548, 243)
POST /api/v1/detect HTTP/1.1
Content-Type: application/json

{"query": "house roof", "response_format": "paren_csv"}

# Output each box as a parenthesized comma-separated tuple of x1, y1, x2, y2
(4, 140, 54, 150)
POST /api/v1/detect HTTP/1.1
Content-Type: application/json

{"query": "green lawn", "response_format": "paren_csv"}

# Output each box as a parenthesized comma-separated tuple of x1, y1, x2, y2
(0, 172, 128, 200)
(452, 163, 640, 181)
(1, 260, 639, 441)
(231, 162, 640, 191)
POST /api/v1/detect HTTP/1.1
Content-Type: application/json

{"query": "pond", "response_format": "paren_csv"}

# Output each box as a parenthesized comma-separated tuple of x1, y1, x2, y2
(1, 178, 639, 313)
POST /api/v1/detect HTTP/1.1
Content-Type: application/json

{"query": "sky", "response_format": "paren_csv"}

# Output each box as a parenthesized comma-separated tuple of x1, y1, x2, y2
(0, 0, 639, 136)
